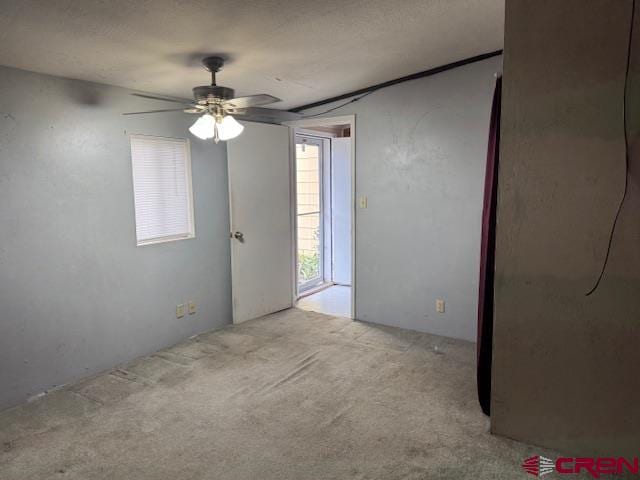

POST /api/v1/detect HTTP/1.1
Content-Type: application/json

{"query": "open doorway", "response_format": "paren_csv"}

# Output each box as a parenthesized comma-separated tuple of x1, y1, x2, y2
(291, 120, 353, 318)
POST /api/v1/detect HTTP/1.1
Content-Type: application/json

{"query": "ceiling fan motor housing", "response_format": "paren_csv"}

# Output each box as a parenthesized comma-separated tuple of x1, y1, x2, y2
(192, 85, 235, 104)
(202, 56, 225, 73)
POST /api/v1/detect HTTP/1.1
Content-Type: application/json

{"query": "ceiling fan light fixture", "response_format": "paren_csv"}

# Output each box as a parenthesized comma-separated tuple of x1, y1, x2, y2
(217, 115, 244, 141)
(189, 114, 216, 140)
(189, 113, 244, 143)
(125, 57, 301, 132)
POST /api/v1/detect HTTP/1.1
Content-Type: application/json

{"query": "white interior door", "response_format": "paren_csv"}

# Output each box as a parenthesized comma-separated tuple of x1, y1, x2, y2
(227, 122, 293, 323)
(331, 137, 352, 285)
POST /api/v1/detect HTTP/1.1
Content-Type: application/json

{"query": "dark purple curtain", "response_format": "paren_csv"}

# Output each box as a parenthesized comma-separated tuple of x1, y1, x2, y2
(477, 76, 501, 416)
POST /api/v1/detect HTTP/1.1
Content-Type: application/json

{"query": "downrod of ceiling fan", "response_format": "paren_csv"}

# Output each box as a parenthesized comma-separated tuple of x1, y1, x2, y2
(202, 56, 225, 86)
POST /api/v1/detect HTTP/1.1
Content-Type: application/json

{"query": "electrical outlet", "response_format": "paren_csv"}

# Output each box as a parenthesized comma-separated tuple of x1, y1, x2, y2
(359, 196, 368, 209)
(188, 301, 196, 315)
(176, 304, 185, 318)
(436, 299, 445, 313)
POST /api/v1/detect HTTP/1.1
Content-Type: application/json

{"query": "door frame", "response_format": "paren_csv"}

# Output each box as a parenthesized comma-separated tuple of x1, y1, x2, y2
(285, 115, 356, 319)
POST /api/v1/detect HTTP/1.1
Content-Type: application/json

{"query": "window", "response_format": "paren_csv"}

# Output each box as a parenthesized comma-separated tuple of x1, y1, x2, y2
(130, 135, 195, 246)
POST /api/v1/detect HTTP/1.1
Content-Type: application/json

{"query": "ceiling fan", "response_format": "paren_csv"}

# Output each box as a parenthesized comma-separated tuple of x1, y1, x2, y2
(123, 56, 302, 142)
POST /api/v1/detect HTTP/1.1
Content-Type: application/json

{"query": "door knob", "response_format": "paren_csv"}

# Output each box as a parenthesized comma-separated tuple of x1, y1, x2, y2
(233, 231, 244, 242)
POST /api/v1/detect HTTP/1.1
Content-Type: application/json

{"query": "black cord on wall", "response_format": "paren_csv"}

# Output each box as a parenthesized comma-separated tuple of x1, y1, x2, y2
(291, 50, 503, 115)
(302, 90, 377, 117)
(586, 0, 636, 296)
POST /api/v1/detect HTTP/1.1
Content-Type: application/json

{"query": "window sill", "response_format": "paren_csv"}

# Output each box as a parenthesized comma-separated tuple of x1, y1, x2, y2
(136, 233, 196, 247)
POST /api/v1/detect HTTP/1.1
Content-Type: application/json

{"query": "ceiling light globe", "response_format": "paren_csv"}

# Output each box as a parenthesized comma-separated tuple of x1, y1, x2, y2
(189, 114, 216, 140)
(217, 115, 244, 141)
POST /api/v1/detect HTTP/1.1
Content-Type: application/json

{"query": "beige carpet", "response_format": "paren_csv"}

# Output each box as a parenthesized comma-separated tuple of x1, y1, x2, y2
(0, 308, 553, 479)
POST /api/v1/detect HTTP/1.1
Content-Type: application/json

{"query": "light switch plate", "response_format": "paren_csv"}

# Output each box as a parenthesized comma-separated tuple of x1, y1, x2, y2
(176, 304, 185, 318)
(188, 301, 196, 315)
(436, 299, 445, 313)
(359, 196, 368, 209)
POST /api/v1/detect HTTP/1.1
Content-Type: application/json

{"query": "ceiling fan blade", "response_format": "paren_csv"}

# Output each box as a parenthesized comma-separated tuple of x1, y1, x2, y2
(131, 93, 192, 104)
(224, 94, 281, 109)
(231, 107, 302, 123)
(122, 108, 192, 115)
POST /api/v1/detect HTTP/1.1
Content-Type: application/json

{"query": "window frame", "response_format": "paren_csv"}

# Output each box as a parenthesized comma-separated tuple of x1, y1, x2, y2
(129, 134, 196, 247)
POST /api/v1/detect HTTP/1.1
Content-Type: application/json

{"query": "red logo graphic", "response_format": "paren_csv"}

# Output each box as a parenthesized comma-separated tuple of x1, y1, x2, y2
(522, 455, 554, 477)
(522, 456, 640, 478)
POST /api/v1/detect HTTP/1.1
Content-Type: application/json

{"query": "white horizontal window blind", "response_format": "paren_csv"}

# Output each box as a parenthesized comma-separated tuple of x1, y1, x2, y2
(130, 135, 195, 246)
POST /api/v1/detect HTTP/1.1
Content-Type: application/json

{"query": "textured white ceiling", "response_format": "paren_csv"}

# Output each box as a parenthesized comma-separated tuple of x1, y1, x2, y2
(0, 0, 504, 109)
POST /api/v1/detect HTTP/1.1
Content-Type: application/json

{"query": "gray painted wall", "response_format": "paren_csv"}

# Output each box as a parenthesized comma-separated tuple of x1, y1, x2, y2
(492, 0, 640, 455)
(304, 56, 501, 341)
(0, 66, 232, 411)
